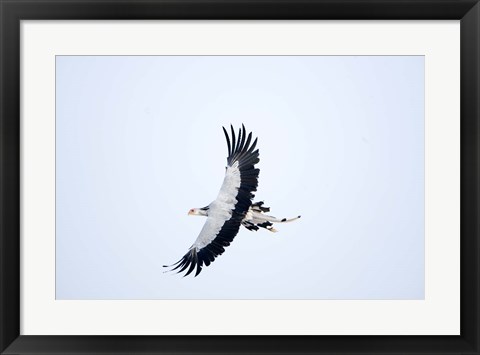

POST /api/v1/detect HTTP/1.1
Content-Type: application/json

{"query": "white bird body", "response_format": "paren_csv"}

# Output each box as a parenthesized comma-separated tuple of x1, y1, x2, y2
(191, 203, 300, 235)
(165, 125, 300, 276)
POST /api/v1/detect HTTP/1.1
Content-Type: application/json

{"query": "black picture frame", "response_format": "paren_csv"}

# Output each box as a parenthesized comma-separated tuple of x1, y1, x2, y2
(1, 1, 479, 354)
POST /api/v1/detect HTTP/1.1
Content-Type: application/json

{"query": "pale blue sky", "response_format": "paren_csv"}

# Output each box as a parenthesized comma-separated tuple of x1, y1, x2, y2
(56, 56, 424, 299)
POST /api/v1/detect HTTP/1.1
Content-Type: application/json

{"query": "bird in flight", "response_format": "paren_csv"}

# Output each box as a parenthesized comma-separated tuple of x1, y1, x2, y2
(164, 125, 300, 277)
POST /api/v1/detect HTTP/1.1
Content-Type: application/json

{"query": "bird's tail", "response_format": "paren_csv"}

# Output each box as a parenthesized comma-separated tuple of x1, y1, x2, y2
(242, 201, 301, 233)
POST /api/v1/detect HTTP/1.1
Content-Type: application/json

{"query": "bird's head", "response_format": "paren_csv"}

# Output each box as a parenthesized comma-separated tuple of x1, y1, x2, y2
(188, 207, 209, 216)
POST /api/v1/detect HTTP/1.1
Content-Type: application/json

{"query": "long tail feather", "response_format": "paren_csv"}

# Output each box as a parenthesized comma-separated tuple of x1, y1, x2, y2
(242, 202, 300, 233)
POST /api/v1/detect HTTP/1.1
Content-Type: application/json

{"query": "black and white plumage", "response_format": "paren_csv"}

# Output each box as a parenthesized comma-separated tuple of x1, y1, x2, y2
(164, 125, 300, 277)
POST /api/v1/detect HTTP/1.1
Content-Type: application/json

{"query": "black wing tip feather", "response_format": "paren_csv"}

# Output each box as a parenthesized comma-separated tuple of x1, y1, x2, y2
(163, 247, 215, 278)
(165, 217, 243, 277)
(222, 126, 231, 156)
(223, 124, 260, 166)
(163, 249, 203, 277)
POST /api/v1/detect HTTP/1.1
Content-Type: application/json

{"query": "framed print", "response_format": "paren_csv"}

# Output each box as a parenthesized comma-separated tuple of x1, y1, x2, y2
(1, 0, 479, 354)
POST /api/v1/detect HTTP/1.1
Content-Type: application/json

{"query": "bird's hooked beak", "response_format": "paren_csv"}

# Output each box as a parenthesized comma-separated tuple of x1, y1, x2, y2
(188, 207, 208, 216)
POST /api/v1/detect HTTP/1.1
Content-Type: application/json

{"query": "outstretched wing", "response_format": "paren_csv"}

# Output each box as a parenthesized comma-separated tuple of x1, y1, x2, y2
(165, 124, 260, 277)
